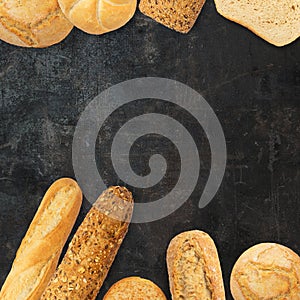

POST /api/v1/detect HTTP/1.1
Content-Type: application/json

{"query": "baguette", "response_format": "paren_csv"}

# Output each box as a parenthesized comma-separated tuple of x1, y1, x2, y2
(41, 186, 134, 300)
(0, 0, 73, 47)
(214, 0, 300, 47)
(139, 0, 206, 33)
(167, 230, 225, 300)
(103, 276, 167, 300)
(0, 178, 82, 300)
(230, 243, 300, 299)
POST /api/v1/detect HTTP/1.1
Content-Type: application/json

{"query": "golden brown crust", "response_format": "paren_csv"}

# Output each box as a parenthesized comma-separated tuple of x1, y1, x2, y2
(103, 276, 167, 299)
(0, 178, 83, 300)
(230, 243, 300, 300)
(167, 230, 225, 300)
(0, 0, 73, 47)
(139, 0, 206, 34)
(58, 0, 137, 35)
(41, 186, 134, 300)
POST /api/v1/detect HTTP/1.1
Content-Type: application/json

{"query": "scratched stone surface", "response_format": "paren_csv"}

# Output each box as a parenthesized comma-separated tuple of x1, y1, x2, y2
(0, 1, 300, 299)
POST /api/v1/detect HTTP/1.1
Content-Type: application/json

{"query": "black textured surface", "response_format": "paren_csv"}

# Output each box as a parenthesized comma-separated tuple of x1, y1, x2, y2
(0, 1, 300, 299)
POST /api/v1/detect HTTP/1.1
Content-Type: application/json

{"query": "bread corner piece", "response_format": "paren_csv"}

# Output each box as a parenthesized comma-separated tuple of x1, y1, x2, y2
(103, 277, 167, 300)
(139, 0, 207, 33)
(214, 0, 300, 46)
(167, 230, 225, 300)
(230, 243, 300, 299)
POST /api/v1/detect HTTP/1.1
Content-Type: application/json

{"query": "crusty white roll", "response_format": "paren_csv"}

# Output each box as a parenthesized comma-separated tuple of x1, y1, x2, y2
(0, 178, 82, 300)
(58, 0, 137, 34)
(0, 0, 73, 47)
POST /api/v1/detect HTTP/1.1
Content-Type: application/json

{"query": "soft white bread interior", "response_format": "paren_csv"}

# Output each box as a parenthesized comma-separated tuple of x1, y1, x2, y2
(214, 0, 300, 46)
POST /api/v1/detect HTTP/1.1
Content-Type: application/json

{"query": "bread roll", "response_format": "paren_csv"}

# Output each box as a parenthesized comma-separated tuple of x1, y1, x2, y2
(214, 0, 300, 47)
(0, 0, 73, 47)
(57, 0, 137, 34)
(167, 230, 225, 300)
(139, 0, 206, 33)
(41, 186, 134, 300)
(0, 178, 83, 300)
(103, 276, 167, 300)
(230, 243, 300, 299)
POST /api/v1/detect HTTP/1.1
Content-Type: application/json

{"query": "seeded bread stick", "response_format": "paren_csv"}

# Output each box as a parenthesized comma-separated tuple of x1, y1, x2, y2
(41, 186, 134, 300)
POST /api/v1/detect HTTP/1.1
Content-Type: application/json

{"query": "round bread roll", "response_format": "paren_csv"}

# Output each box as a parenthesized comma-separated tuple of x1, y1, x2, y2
(103, 277, 167, 300)
(58, 0, 137, 35)
(230, 243, 300, 299)
(0, 0, 73, 47)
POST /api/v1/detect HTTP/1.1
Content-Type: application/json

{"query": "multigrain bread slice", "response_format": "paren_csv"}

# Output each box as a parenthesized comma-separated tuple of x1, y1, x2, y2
(139, 0, 206, 33)
(167, 230, 225, 300)
(0, 0, 73, 47)
(0, 178, 82, 300)
(103, 277, 167, 300)
(214, 0, 300, 46)
(230, 243, 300, 299)
(41, 186, 134, 300)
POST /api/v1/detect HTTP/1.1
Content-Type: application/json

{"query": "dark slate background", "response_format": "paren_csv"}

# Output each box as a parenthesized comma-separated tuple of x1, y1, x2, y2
(0, 0, 299, 299)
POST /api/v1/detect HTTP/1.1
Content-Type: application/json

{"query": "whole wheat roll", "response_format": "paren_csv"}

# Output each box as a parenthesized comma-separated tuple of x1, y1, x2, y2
(167, 230, 225, 300)
(0, 0, 73, 47)
(0, 178, 83, 300)
(41, 186, 134, 300)
(58, 0, 137, 34)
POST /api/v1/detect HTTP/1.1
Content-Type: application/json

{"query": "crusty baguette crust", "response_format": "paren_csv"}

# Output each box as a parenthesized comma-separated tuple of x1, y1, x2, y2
(0, 178, 83, 300)
(167, 230, 225, 300)
(214, 0, 300, 47)
(58, 0, 137, 35)
(230, 243, 300, 299)
(103, 276, 167, 299)
(0, 0, 73, 47)
(139, 0, 206, 34)
(41, 186, 134, 300)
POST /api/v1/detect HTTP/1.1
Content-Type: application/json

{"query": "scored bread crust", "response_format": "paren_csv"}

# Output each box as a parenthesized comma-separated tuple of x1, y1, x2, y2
(0, 0, 73, 47)
(103, 276, 167, 300)
(230, 243, 300, 299)
(214, 0, 300, 47)
(167, 230, 225, 300)
(139, 0, 206, 34)
(41, 186, 134, 300)
(58, 0, 137, 34)
(0, 178, 83, 300)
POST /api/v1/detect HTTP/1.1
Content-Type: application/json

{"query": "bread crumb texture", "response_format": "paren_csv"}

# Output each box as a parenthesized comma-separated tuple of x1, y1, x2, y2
(103, 276, 167, 300)
(139, 0, 206, 33)
(0, 0, 73, 47)
(41, 186, 133, 300)
(230, 243, 300, 299)
(214, 0, 300, 46)
(58, 0, 137, 34)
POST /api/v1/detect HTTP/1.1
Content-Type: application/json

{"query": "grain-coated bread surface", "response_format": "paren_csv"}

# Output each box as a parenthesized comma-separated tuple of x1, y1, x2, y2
(58, 0, 137, 34)
(0, 178, 83, 300)
(41, 186, 134, 300)
(103, 276, 167, 300)
(139, 0, 206, 33)
(0, 0, 73, 47)
(167, 230, 225, 300)
(230, 243, 300, 299)
(214, 0, 300, 46)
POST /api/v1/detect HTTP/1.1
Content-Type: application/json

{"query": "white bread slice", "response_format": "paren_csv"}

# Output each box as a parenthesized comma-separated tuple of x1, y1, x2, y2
(214, 0, 300, 46)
